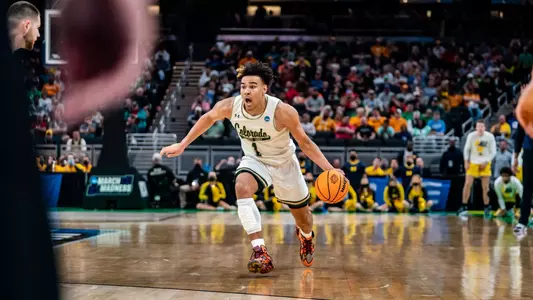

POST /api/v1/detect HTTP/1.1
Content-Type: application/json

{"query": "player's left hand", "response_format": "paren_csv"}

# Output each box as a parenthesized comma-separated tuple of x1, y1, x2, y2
(479, 163, 487, 170)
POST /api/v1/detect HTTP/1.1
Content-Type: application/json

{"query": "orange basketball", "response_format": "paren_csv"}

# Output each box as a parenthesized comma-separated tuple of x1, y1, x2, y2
(314, 170, 350, 204)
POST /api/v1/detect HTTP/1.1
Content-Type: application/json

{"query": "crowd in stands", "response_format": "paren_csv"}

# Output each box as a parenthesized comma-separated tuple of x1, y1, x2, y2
(189, 38, 532, 142)
(28, 43, 173, 146)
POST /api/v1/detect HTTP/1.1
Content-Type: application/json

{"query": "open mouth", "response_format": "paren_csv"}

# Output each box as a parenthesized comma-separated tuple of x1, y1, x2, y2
(244, 97, 252, 104)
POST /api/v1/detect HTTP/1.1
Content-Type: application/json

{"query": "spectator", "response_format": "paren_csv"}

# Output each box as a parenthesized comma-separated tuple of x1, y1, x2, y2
(363, 90, 383, 111)
(394, 125, 413, 142)
(66, 131, 87, 152)
(365, 157, 386, 176)
(395, 155, 421, 190)
(335, 116, 355, 139)
(188, 107, 203, 130)
(146, 153, 178, 208)
(356, 117, 376, 141)
(416, 157, 431, 177)
(397, 140, 417, 166)
(426, 111, 446, 135)
(191, 94, 211, 113)
(312, 106, 335, 133)
(180, 158, 208, 208)
(491, 114, 512, 139)
(203, 120, 225, 139)
(389, 109, 408, 133)
(383, 177, 407, 213)
(284, 81, 299, 103)
(197, 172, 236, 211)
(356, 176, 379, 212)
(300, 113, 316, 137)
(305, 88, 325, 114)
(238, 50, 257, 67)
(349, 107, 366, 128)
(406, 175, 432, 213)
(368, 109, 386, 132)
(493, 140, 512, 179)
(440, 138, 464, 176)
(378, 85, 395, 109)
(199, 66, 218, 87)
(376, 119, 395, 140)
(75, 155, 92, 173)
(402, 103, 416, 122)
(41, 77, 60, 98)
(342, 150, 365, 190)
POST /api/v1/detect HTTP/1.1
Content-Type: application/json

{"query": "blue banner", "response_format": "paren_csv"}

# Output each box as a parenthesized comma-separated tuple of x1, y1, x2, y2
(40, 173, 62, 208)
(368, 177, 450, 211)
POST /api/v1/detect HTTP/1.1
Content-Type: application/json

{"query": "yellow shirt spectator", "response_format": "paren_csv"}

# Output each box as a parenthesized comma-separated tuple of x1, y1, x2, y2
(491, 117, 512, 139)
(365, 166, 386, 176)
(384, 183, 406, 212)
(312, 116, 336, 132)
(389, 115, 407, 133)
(199, 181, 226, 204)
(344, 185, 358, 212)
(368, 116, 386, 131)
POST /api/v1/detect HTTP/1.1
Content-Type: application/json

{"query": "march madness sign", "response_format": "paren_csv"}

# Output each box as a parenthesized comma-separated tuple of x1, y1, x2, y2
(86, 175, 135, 197)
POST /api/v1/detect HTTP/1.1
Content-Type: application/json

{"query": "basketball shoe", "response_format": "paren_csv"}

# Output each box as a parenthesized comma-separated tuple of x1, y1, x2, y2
(296, 228, 315, 267)
(247, 245, 274, 274)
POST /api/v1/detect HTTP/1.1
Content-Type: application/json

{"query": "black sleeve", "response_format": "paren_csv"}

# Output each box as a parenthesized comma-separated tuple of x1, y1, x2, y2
(515, 124, 525, 154)
(439, 153, 446, 175)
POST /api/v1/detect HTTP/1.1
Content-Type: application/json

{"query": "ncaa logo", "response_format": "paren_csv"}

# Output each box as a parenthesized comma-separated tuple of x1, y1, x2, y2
(264, 116, 270, 122)
(90, 176, 98, 185)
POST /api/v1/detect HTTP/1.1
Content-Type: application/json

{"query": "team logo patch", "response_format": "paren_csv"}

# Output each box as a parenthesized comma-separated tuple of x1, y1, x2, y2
(330, 174, 339, 184)
(264, 116, 270, 122)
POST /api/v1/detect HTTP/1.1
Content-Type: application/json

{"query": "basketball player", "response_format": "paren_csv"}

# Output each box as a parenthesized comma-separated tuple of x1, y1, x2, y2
(493, 167, 522, 218)
(457, 120, 496, 217)
(161, 62, 341, 273)
(7, 1, 40, 52)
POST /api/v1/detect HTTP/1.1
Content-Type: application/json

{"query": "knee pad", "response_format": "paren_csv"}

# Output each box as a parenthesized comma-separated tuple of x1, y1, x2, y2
(237, 198, 262, 234)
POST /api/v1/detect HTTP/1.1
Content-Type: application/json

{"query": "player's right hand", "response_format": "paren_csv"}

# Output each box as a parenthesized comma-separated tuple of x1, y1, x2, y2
(160, 143, 185, 158)
(464, 161, 470, 171)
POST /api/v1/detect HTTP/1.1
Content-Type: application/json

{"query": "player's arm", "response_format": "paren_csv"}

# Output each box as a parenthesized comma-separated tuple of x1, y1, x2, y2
(516, 73, 533, 137)
(487, 134, 497, 163)
(513, 176, 523, 199)
(276, 103, 335, 172)
(161, 97, 233, 157)
(463, 133, 472, 169)
(493, 177, 506, 210)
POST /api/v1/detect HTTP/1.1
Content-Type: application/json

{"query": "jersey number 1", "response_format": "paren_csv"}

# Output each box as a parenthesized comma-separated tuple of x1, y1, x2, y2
(252, 142, 262, 157)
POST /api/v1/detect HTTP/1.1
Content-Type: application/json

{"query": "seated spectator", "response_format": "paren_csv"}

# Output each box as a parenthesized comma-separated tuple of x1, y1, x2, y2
(41, 77, 60, 98)
(197, 172, 236, 211)
(363, 90, 383, 111)
(260, 186, 290, 212)
(75, 155, 92, 173)
(368, 109, 386, 132)
(389, 109, 408, 133)
(284, 81, 299, 103)
(335, 116, 355, 139)
(383, 177, 408, 213)
(349, 107, 366, 128)
(394, 125, 413, 142)
(147, 153, 177, 208)
(355, 176, 380, 212)
(406, 175, 433, 213)
(312, 106, 335, 133)
(191, 94, 211, 113)
(79, 116, 97, 139)
(305, 88, 325, 115)
(395, 155, 421, 189)
(386, 159, 399, 176)
(402, 103, 416, 122)
(426, 111, 446, 135)
(377, 119, 395, 140)
(188, 107, 203, 130)
(300, 113, 316, 137)
(136, 104, 150, 133)
(199, 66, 218, 87)
(54, 154, 78, 173)
(203, 120, 225, 139)
(238, 50, 257, 67)
(356, 117, 376, 141)
(491, 114, 512, 139)
(378, 86, 395, 109)
(365, 157, 386, 176)
(66, 131, 87, 152)
(409, 111, 428, 136)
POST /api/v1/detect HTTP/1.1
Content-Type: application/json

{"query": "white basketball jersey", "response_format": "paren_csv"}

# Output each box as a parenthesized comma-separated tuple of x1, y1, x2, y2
(230, 94, 296, 167)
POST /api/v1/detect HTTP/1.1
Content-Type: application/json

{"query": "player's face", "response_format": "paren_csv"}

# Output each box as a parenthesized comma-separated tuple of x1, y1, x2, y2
(23, 17, 41, 50)
(476, 122, 485, 134)
(241, 76, 267, 111)
(502, 174, 510, 183)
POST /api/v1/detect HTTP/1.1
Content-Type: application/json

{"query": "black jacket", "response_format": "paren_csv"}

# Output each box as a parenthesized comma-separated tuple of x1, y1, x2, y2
(440, 146, 464, 176)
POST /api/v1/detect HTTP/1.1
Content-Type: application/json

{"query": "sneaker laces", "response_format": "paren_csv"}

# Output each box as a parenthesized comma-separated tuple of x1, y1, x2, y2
(253, 247, 264, 259)
(303, 238, 313, 254)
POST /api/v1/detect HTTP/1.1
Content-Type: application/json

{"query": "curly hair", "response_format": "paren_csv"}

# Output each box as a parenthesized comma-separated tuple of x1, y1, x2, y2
(236, 61, 274, 87)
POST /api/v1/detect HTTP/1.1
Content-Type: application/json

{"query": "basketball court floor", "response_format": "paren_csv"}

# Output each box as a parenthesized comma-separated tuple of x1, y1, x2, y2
(54, 211, 533, 300)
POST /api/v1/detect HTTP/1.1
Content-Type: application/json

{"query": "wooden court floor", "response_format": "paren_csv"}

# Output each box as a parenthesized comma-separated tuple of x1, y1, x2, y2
(56, 212, 533, 300)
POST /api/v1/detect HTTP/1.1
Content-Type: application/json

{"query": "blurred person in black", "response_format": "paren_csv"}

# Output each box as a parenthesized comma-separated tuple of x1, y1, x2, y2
(215, 156, 238, 204)
(397, 140, 418, 166)
(179, 158, 208, 208)
(440, 137, 464, 177)
(395, 155, 421, 190)
(147, 153, 179, 208)
(3, 2, 58, 299)
(342, 150, 365, 190)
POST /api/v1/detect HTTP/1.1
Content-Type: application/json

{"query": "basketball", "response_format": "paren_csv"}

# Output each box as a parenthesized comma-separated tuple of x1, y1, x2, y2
(315, 170, 350, 204)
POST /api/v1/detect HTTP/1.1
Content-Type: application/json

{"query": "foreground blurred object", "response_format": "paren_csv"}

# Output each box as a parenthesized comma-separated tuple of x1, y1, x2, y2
(59, 0, 157, 124)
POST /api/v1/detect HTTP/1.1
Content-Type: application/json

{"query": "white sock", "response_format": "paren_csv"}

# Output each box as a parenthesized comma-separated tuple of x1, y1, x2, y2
(251, 238, 265, 248)
(300, 228, 312, 239)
